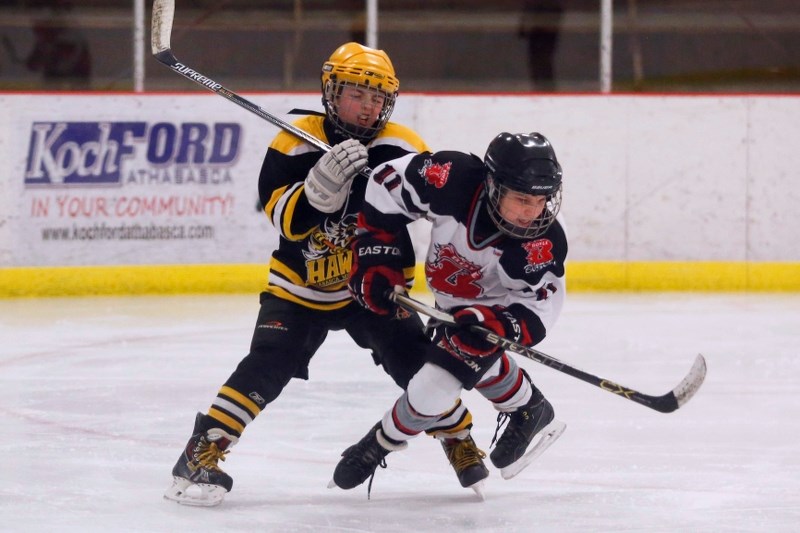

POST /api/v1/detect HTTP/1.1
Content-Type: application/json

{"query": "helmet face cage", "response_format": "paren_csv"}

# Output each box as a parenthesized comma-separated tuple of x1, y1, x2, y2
(486, 177, 563, 239)
(322, 80, 397, 143)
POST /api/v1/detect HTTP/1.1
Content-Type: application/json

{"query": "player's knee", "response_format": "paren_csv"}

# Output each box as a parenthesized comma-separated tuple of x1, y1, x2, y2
(406, 363, 463, 416)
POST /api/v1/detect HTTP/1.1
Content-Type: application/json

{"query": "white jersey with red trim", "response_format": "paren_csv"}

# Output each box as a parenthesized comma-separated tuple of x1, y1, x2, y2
(361, 150, 568, 344)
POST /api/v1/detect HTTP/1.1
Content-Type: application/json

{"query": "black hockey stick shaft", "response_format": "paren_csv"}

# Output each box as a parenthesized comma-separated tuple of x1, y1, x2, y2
(152, 0, 329, 151)
(390, 292, 707, 414)
(151, 0, 371, 174)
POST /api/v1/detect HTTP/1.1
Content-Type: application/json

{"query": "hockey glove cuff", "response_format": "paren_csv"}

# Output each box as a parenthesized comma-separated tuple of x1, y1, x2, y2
(348, 233, 406, 315)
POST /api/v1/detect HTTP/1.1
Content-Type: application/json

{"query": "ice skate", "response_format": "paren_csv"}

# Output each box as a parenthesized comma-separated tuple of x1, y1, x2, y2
(164, 413, 238, 507)
(330, 422, 407, 492)
(440, 434, 490, 499)
(490, 389, 566, 480)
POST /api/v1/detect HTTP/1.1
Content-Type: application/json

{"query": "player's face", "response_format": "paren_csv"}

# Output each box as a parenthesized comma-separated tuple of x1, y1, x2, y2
(335, 85, 386, 128)
(498, 190, 547, 230)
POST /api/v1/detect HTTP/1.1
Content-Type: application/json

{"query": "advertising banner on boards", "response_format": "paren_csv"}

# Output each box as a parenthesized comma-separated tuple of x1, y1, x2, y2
(1, 94, 323, 266)
(2, 94, 799, 269)
(23, 120, 239, 256)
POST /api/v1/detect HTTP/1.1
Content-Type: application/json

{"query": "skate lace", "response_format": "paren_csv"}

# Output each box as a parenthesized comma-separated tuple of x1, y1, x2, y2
(445, 439, 487, 473)
(340, 439, 388, 500)
(196, 442, 228, 472)
(366, 457, 387, 500)
(490, 412, 511, 448)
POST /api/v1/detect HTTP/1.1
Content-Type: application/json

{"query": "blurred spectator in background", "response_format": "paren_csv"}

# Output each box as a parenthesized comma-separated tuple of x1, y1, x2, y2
(25, 0, 91, 89)
(519, 0, 563, 91)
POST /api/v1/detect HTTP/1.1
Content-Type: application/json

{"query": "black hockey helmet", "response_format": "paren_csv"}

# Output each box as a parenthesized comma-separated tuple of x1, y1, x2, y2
(484, 132, 563, 239)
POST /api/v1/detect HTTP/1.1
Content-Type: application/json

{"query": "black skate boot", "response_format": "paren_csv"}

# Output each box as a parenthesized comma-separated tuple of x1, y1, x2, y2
(331, 422, 407, 495)
(490, 388, 566, 480)
(164, 412, 238, 507)
(440, 434, 490, 497)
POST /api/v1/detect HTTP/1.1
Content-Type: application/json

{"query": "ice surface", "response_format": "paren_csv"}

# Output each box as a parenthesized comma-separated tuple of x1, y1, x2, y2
(1, 293, 798, 532)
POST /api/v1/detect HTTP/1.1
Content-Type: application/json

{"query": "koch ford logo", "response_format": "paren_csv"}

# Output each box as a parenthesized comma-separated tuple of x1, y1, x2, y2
(24, 121, 241, 186)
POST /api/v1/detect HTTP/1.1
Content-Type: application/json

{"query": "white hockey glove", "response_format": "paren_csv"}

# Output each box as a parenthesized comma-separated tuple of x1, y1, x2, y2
(304, 139, 368, 213)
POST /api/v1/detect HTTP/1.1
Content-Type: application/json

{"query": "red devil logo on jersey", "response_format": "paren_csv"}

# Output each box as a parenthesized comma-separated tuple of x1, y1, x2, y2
(522, 239, 555, 273)
(426, 243, 483, 298)
(418, 159, 452, 188)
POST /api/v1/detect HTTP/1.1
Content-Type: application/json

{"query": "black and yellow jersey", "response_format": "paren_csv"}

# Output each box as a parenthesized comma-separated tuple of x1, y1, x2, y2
(257, 114, 429, 310)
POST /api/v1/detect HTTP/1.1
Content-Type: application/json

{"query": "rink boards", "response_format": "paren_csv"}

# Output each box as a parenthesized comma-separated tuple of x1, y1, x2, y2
(1, 93, 799, 295)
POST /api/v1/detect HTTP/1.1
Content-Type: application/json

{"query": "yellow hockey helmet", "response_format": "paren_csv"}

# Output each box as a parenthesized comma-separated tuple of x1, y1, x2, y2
(320, 42, 399, 142)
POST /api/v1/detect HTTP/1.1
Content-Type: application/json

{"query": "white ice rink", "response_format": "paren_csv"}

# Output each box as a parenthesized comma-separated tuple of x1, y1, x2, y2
(2, 292, 799, 532)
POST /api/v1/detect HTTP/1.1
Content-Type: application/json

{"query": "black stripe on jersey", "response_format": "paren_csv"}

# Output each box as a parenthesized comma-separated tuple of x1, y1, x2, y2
(262, 285, 351, 311)
(361, 203, 416, 234)
(399, 186, 426, 217)
(368, 144, 425, 170)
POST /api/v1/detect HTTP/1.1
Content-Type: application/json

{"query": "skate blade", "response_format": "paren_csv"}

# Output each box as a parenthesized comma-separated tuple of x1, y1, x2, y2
(500, 419, 566, 480)
(469, 479, 486, 501)
(327, 478, 338, 489)
(163, 476, 227, 507)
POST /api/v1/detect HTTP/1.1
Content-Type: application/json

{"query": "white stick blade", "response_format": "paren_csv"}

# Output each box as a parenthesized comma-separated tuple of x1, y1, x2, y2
(151, 0, 175, 54)
(673, 353, 707, 408)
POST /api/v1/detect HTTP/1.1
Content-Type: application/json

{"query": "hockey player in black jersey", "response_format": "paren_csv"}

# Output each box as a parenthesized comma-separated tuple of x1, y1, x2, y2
(164, 43, 481, 506)
(334, 132, 568, 493)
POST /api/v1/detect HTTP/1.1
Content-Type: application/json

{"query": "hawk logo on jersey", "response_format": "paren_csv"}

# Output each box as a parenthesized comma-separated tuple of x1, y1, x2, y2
(305, 217, 357, 258)
(303, 216, 357, 288)
(418, 159, 452, 188)
(522, 239, 555, 273)
(426, 243, 483, 298)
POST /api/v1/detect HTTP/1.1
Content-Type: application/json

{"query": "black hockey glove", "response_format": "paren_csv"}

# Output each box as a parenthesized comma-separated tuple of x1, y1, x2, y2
(348, 232, 406, 315)
(444, 304, 523, 358)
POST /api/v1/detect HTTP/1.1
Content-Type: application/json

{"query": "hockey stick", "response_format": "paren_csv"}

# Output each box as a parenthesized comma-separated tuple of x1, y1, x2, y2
(151, 0, 331, 152)
(389, 292, 707, 414)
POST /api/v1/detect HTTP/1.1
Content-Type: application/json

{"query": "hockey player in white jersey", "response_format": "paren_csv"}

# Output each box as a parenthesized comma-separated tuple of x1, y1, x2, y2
(333, 131, 568, 494)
